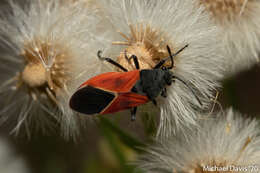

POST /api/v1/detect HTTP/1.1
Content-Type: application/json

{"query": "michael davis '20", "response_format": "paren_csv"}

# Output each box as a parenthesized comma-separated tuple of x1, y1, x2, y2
(69, 44, 201, 121)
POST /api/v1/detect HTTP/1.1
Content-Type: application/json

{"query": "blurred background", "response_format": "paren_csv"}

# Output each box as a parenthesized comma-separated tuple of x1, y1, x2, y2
(0, 0, 260, 173)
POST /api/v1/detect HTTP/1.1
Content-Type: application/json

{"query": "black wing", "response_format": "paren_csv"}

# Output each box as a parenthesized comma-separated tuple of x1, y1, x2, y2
(70, 86, 115, 114)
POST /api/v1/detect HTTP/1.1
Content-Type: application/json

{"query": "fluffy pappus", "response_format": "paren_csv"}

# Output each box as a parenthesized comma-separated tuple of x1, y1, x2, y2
(198, 0, 260, 75)
(97, 0, 225, 137)
(138, 108, 260, 173)
(62, 0, 97, 7)
(0, 0, 108, 139)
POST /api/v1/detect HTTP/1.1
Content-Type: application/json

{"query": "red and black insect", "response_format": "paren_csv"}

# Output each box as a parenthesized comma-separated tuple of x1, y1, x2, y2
(69, 44, 202, 121)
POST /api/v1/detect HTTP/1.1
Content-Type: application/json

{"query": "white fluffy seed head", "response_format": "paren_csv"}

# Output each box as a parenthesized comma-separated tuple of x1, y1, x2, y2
(198, 0, 260, 76)
(97, 0, 225, 138)
(138, 108, 260, 173)
(0, 0, 108, 139)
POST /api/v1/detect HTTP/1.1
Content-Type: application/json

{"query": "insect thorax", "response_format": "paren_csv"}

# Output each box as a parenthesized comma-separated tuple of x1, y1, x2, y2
(132, 69, 171, 100)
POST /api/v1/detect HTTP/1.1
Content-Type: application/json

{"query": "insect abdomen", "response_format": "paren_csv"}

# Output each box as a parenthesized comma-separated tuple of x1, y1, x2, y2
(69, 85, 115, 114)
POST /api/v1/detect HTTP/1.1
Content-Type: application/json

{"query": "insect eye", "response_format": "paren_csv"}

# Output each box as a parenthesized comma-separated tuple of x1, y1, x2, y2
(162, 66, 167, 70)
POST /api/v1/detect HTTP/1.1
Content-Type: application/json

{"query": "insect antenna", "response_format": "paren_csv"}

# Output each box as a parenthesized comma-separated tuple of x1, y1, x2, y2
(166, 45, 174, 69)
(153, 44, 189, 69)
(172, 75, 203, 106)
(97, 50, 128, 72)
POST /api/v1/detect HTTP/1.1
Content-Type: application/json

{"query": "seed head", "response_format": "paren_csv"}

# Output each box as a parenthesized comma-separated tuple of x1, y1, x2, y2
(97, 0, 225, 137)
(0, 0, 105, 139)
(138, 108, 260, 173)
(199, 0, 260, 75)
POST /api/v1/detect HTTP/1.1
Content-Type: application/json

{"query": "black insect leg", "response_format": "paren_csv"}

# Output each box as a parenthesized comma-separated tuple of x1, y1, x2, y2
(152, 99, 157, 106)
(153, 44, 189, 69)
(125, 51, 140, 69)
(130, 107, 137, 121)
(161, 88, 167, 98)
(97, 50, 128, 72)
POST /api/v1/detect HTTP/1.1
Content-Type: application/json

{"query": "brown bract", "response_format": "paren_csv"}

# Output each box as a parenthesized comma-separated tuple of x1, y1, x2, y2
(18, 39, 71, 104)
(113, 24, 177, 71)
